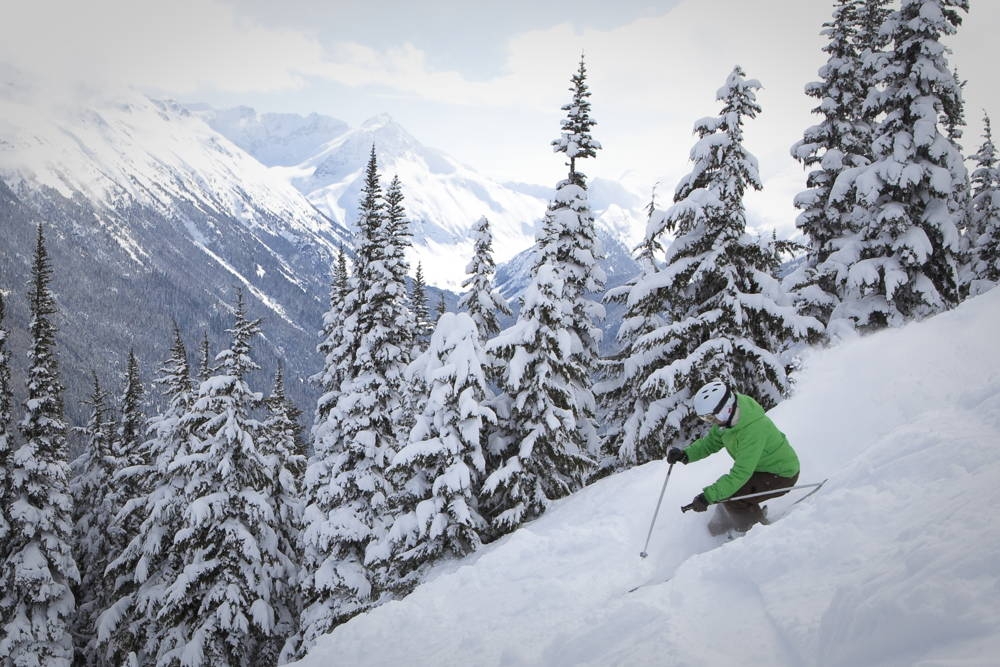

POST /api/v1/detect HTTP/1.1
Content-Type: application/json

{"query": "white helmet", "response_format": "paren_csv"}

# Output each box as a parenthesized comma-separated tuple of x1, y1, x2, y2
(693, 380, 735, 422)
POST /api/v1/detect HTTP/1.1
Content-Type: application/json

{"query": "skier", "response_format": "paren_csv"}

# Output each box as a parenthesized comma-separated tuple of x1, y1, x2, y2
(666, 380, 800, 534)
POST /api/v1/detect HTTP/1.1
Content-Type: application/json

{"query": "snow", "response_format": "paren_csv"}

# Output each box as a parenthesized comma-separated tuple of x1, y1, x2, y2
(293, 287, 1000, 667)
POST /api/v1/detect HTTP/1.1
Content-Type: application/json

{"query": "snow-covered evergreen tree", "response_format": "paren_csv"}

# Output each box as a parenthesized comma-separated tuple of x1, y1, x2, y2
(787, 0, 873, 330)
(639, 67, 822, 451)
(115, 350, 145, 469)
(483, 264, 594, 537)
(830, 0, 969, 332)
(965, 112, 1000, 295)
(0, 292, 14, 640)
(596, 197, 672, 471)
(459, 216, 510, 343)
(411, 262, 433, 348)
(99, 326, 197, 666)
(311, 245, 352, 447)
(198, 332, 212, 382)
(481, 57, 606, 536)
(541, 54, 605, 460)
(155, 294, 288, 666)
(260, 367, 306, 664)
(0, 226, 79, 666)
(384, 312, 493, 591)
(300, 148, 408, 652)
(70, 374, 119, 666)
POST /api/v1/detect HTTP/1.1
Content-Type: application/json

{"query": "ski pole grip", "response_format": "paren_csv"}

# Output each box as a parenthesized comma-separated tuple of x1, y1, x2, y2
(681, 503, 694, 513)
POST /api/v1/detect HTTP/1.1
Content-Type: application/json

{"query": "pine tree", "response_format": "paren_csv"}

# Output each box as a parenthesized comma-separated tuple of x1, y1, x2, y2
(483, 264, 594, 537)
(260, 367, 306, 664)
(198, 332, 212, 382)
(832, 0, 970, 331)
(384, 312, 493, 591)
(70, 374, 119, 666)
(0, 225, 79, 665)
(787, 0, 873, 331)
(596, 196, 672, 471)
(458, 216, 510, 343)
(640, 68, 822, 451)
(966, 112, 1000, 295)
(300, 148, 405, 652)
(115, 350, 145, 471)
(99, 326, 197, 665)
(545, 53, 606, 459)
(312, 245, 352, 446)
(411, 262, 433, 348)
(156, 294, 288, 666)
(481, 57, 607, 536)
(0, 292, 14, 629)
(551, 54, 601, 187)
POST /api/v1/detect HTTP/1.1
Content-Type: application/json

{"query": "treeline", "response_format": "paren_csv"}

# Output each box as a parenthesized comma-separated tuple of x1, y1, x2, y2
(1, 1, 998, 665)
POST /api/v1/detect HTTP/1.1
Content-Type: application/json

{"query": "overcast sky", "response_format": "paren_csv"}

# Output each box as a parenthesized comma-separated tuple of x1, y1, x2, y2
(3, 0, 998, 237)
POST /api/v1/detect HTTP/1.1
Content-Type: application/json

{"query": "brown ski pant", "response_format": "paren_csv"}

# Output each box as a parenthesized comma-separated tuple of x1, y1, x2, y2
(722, 470, 800, 531)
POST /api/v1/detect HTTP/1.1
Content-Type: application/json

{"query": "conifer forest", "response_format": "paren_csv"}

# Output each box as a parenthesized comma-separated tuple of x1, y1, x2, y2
(1, 1, 997, 664)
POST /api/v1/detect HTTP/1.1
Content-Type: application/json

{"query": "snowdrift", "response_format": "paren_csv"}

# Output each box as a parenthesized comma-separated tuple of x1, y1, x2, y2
(294, 288, 1000, 667)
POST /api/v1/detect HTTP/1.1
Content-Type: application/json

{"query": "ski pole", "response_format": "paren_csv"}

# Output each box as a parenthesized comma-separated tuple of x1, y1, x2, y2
(681, 480, 826, 512)
(639, 462, 674, 558)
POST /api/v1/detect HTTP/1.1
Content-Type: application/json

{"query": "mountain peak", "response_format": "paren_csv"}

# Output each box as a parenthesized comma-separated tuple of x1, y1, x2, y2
(361, 112, 396, 131)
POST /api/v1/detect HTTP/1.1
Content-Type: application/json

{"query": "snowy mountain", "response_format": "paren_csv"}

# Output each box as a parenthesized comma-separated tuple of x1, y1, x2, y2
(0, 79, 350, 417)
(197, 106, 647, 291)
(193, 104, 350, 168)
(292, 287, 1000, 667)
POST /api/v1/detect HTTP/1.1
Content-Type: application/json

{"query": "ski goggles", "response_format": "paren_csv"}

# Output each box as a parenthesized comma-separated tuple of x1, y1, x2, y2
(698, 412, 724, 425)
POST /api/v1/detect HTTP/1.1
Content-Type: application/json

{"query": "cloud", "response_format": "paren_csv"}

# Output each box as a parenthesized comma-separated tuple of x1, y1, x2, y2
(0, 0, 327, 94)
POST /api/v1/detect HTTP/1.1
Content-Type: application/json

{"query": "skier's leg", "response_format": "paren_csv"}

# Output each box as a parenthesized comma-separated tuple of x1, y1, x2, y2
(723, 471, 800, 531)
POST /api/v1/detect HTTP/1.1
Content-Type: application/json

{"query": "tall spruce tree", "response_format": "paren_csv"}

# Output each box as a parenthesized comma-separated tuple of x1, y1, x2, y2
(787, 0, 873, 331)
(640, 68, 822, 451)
(384, 312, 493, 591)
(596, 197, 672, 471)
(831, 0, 970, 331)
(155, 294, 288, 666)
(482, 57, 605, 536)
(483, 264, 594, 537)
(0, 225, 79, 665)
(70, 374, 119, 666)
(0, 292, 14, 634)
(546, 54, 605, 460)
(966, 112, 1000, 295)
(115, 350, 145, 469)
(260, 367, 306, 665)
(100, 326, 197, 666)
(300, 148, 402, 653)
(411, 262, 433, 348)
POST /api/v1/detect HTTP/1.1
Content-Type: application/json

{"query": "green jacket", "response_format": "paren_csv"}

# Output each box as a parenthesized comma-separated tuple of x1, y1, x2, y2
(684, 393, 800, 503)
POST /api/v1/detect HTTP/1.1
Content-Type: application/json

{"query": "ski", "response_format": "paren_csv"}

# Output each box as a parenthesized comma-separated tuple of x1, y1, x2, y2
(627, 576, 672, 593)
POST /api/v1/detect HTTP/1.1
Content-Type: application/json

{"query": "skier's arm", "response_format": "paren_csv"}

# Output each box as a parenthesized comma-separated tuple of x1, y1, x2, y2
(683, 427, 724, 463)
(702, 434, 765, 503)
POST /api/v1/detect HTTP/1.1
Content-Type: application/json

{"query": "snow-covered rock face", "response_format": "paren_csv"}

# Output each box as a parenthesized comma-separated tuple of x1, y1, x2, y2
(0, 87, 343, 249)
(198, 105, 646, 291)
(0, 81, 350, 420)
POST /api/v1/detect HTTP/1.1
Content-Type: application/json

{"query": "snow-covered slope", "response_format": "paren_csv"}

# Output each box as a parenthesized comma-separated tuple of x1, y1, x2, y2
(294, 287, 1000, 667)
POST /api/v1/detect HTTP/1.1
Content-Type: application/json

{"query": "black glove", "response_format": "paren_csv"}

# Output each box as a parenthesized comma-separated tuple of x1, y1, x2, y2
(666, 448, 688, 465)
(689, 493, 710, 512)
